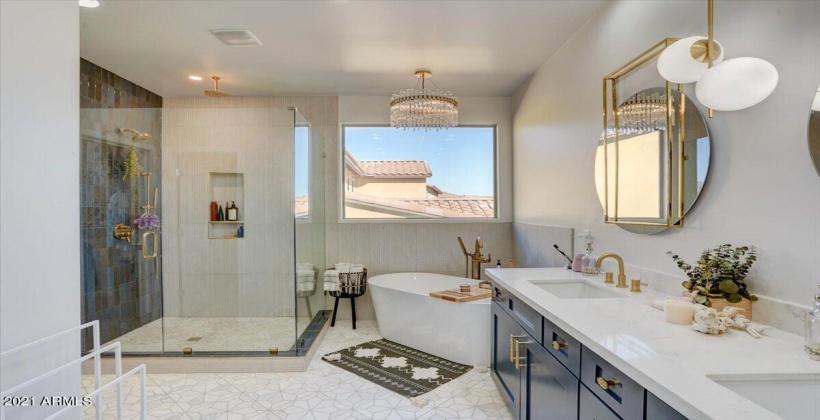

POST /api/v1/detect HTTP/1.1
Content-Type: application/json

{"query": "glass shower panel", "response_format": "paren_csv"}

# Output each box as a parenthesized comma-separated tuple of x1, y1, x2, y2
(80, 106, 163, 354)
(163, 107, 297, 353)
(295, 111, 327, 348)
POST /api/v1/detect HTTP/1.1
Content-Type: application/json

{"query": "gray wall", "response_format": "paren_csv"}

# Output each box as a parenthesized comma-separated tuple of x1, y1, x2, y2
(0, 1, 80, 418)
(512, 1, 820, 308)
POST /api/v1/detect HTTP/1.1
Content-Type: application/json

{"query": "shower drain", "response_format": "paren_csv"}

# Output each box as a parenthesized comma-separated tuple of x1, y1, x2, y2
(186, 337, 203, 342)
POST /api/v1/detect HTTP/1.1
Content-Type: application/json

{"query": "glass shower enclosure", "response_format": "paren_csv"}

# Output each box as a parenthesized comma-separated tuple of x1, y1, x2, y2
(80, 101, 326, 356)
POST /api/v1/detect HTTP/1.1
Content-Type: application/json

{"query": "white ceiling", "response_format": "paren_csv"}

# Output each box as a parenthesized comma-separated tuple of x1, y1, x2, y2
(80, 0, 605, 98)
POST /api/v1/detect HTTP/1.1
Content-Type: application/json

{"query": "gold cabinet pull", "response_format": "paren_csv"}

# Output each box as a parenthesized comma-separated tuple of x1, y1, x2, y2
(552, 340, 568, 350)
(514, 339, 532, 370)
(509, 334, 525, 362)
(596, 376, 621, 390)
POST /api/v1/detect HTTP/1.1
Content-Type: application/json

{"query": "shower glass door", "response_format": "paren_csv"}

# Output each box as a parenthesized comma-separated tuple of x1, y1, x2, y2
(294, 111, 326, 351)
(163, 106, 298, 353)
(79, 105, 164, 354)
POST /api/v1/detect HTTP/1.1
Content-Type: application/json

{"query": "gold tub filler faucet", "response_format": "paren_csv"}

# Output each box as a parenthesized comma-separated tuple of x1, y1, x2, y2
(457, 236, 492, 287)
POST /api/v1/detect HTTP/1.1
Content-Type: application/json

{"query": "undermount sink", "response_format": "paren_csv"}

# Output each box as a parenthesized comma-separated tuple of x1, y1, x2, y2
(709, 373, 820, 419)
(530, 280, 629, 299)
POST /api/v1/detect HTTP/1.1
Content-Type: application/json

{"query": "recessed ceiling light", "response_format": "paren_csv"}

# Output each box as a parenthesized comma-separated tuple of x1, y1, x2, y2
(188, 75, 203, 81)
(79, 0, 100, 8)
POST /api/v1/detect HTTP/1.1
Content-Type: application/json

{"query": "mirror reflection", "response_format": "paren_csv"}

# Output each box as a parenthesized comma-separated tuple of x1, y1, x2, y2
(809, 85, 820, 176)
(595, 87, 711, 234)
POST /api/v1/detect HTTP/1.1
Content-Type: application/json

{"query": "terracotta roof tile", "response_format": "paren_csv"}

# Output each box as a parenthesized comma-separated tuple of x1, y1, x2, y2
(345, 192, 493, 218)
(345, 149, 432, 178)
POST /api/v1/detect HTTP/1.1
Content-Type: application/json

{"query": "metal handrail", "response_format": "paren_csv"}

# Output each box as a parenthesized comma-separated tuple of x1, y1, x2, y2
(0, 321, 145, 419)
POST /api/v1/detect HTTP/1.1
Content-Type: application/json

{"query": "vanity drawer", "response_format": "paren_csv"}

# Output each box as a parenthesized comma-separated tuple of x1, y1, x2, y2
(579, 384, 621, 420)
(542, 315, 581, 377)
(492, 283, 542, 343)
(580, 348, 644, 420)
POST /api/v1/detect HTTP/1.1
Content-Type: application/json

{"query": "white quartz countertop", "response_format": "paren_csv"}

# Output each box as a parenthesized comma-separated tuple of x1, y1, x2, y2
(485, 267, 820, 420)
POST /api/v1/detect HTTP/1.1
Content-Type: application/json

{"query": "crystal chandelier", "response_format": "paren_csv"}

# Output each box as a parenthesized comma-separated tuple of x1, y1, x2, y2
(606, 92, 671, 136)
(390, 69, 458, 132)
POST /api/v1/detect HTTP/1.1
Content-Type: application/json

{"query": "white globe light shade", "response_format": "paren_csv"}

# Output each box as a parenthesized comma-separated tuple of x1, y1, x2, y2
(695, 57, 779, 112)
(657, 36, 724, 84)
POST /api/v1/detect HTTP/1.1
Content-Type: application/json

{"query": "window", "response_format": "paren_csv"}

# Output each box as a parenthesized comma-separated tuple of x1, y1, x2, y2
(342, 125, 497, 219)
(295, 126, 309, 219)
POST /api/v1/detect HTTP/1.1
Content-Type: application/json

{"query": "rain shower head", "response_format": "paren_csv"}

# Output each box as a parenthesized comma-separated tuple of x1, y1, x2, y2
(117, 127, 152, 141)
(204, 76, 230, 98)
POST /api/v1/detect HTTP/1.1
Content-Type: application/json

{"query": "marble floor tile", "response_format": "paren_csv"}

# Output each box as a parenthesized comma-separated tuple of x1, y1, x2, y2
(83, 320, 512, 419)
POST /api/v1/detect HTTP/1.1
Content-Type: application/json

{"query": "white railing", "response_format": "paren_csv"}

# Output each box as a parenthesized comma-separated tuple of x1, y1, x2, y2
(0, 320, 147, 419)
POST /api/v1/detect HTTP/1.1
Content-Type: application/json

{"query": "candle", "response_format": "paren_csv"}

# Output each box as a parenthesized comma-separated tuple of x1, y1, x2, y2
(664, 299, 695, 325)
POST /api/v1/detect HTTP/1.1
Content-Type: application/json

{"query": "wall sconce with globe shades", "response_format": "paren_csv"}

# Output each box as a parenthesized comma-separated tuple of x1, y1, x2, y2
(656, 0, 778, 115)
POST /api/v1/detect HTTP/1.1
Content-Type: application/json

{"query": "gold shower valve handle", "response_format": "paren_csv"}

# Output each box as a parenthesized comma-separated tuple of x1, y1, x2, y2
(113, 223, 133, 241)
(552, 340, 567, 350)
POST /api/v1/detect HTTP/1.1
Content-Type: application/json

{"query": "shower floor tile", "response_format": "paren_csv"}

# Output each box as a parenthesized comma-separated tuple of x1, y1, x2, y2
(83, 320, 512, 419)
(104, 317, 312, 353)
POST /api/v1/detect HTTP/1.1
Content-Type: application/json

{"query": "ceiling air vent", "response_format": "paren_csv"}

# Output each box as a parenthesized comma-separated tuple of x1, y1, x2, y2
(209, 29, 262, 47)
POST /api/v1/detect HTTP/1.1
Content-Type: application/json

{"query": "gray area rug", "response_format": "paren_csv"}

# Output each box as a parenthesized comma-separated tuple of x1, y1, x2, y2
(323, 338, 472, 397)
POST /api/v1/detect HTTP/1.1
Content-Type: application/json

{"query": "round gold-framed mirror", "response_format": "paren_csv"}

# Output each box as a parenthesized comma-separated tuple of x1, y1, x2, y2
(595, 87, 711, 234)
(809, 85, 820, 176)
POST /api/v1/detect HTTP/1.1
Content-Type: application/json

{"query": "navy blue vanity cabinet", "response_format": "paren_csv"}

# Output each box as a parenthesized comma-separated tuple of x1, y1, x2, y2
(579, 384, 622, 420)
(521, 340, 579, 420)
(646, 391, 688, 420)
(492, 302, 525, 418)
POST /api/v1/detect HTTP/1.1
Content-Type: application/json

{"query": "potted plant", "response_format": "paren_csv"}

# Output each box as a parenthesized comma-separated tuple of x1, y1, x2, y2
(667, 244, 758, 317)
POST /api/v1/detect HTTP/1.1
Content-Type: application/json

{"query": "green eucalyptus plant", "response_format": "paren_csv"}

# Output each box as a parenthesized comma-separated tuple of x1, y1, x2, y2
(667, 244, 758, 306)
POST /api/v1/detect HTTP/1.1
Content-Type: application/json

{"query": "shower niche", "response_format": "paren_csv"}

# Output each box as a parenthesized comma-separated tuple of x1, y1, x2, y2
(208, 172, 244, 240)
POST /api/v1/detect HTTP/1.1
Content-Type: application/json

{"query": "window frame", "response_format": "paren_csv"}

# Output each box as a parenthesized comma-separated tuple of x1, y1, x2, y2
(339, 124, 500, 223)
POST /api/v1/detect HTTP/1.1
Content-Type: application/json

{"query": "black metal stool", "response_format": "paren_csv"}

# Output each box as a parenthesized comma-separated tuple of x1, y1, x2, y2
(328, 268, 367, 330)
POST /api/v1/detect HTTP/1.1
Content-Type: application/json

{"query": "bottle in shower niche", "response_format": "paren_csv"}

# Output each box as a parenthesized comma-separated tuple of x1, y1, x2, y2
(227, 201, 239, 221)
(210, 201, 218, 222)
(805, 285, 820, 361)
(581, 242, 597, 276)
(217, 205, 224, 221)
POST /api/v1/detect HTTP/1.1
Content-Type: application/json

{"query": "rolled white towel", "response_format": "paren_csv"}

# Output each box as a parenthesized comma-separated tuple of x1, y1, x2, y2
(297, 262, 314, 271)
(297, 269, 315, 279)
(324, 270, 339, 292)
(297, 282, 315, 293)
(350, 264, 364, 273)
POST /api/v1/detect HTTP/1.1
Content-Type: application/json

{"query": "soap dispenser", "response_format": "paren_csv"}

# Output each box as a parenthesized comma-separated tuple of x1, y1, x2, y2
(805, 285, 820, 361)
(581, 241, 597, 276)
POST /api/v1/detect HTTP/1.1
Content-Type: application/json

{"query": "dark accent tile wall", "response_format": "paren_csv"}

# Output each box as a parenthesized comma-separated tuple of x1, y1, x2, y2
(80, 58, 163, 351)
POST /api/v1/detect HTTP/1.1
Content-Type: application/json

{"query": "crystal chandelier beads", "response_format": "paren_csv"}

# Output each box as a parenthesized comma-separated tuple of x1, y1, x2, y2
(390, 70, 458, 132)
(606, 92, 671, 136)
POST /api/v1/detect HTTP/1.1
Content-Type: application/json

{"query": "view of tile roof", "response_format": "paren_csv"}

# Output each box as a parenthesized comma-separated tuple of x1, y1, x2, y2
(295, 196, 309, 218)
(346, 191, 494, 218)
(345, 149, 432, 178)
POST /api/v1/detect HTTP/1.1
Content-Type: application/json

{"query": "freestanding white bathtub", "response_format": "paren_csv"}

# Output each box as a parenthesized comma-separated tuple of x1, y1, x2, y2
(369, 272, 490, 366)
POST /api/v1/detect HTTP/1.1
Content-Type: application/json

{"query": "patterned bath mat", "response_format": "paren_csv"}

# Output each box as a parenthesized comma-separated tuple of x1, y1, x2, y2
(322, 338, 472, 397)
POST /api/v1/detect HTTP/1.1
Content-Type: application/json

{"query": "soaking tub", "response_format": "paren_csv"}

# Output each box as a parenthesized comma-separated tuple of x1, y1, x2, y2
(369, 272, 490, 366)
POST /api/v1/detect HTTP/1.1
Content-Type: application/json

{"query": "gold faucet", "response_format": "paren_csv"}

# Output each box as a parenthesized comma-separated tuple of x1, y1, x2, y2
(595, 253, 627, 288)
(471, 237, 491, 281)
